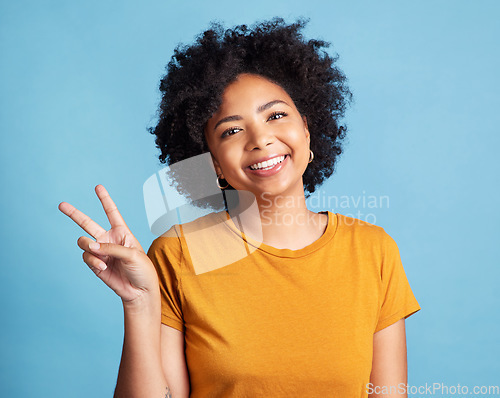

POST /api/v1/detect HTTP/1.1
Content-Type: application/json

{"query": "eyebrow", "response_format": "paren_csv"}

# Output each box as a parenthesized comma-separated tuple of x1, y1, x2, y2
(213, 99, 289, 131)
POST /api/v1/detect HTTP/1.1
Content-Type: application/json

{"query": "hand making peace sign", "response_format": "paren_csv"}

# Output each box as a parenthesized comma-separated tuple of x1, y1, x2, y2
(58, 185, 159, 304)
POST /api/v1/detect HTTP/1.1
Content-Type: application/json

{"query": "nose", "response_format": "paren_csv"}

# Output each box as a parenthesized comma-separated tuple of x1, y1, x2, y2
(244, 122, 276, 151)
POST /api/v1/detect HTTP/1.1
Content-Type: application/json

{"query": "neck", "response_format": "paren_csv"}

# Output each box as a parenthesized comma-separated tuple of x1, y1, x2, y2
(224, 188, 326, 249)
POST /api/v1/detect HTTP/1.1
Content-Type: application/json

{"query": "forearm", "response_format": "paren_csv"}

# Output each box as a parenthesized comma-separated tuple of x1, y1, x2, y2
(114, 291, 168, 398)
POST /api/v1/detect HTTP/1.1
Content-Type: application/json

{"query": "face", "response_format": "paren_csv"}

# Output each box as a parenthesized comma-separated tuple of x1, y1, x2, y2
(204, 73, 311, 200)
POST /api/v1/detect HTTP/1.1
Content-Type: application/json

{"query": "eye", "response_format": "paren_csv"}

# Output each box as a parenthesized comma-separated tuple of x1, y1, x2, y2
(221, 127, 242, 138)
(267, 111, 288, 121)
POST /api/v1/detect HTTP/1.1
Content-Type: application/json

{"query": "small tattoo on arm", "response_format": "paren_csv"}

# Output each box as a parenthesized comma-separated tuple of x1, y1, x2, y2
(165, 386, 172, 398)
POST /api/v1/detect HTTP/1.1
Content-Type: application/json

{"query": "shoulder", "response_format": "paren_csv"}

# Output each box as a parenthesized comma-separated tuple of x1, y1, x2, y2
(149, 210, 245, 275)
(175, 210, 227, 235)
(147, 210, 227, 256)
(335, 213, 387, 239)
(147, 224, 181, 256)
(333, 213, 399, 255)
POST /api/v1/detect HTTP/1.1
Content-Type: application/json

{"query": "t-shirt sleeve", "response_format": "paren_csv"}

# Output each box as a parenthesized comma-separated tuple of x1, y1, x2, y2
(374, 231, 421, 333)
(147, 233, 185, 332)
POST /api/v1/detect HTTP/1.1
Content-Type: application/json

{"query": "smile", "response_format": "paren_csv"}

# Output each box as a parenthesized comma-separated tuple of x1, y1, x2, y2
(248, 155, 286, 170)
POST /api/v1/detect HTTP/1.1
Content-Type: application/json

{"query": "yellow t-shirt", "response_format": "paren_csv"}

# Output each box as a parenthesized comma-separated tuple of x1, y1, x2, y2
(147, 210, 421, 397)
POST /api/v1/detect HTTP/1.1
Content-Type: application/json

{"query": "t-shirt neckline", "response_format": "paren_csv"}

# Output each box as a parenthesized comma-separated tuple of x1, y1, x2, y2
(216, 210, 338, 258)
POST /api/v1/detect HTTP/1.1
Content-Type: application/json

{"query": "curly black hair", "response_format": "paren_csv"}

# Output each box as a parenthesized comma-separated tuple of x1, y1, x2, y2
(149, 17, 352, 210)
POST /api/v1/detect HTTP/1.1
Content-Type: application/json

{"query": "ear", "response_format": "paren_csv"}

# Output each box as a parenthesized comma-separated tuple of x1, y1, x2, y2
(210, 152, 224, 178)
(302, 115, 310, 145)
(204, 128, 225, 177)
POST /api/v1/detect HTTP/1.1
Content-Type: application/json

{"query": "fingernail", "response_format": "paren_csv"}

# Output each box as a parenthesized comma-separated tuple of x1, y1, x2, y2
(89, 242, 100, 251)
(97, 263, 107, 272)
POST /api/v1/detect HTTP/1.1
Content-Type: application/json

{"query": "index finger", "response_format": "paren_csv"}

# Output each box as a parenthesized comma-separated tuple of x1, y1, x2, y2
(94, 184, 129, 229)
(58, 201, 107, 238)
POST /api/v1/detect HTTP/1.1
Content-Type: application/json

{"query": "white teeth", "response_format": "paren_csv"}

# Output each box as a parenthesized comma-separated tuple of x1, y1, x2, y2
(249, 155, 286, 170)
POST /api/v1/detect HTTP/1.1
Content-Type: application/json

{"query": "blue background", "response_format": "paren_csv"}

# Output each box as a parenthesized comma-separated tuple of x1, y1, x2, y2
(1, 0, 499, 396)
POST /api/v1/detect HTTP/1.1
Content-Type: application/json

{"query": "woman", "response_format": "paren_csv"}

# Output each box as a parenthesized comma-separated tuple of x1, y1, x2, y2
(59, 19, 420, 397)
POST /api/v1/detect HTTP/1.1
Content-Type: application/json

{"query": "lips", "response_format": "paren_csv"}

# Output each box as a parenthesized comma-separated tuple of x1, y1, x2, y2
(246, 154, 288, 170)
(245, 154, 289, 177)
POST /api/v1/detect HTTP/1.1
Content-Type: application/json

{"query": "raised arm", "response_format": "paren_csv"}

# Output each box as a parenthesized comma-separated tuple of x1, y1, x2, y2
(59, 185, 173, 397)
(113, 288, 167, 397)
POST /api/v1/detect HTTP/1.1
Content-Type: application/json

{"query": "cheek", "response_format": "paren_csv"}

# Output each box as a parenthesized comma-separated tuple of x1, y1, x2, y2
(218, 145, 241, 174)
(282, 124, 309, 149)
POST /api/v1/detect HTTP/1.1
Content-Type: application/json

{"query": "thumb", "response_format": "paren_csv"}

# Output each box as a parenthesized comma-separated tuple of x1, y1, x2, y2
(88, 241, 140, 263)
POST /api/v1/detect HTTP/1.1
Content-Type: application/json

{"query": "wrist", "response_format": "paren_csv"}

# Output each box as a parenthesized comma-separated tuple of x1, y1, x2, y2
(121, 288, 161, 316)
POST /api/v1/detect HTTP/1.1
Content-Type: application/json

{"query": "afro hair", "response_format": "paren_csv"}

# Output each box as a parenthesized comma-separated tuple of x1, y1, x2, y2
(149, 17, 352, 209)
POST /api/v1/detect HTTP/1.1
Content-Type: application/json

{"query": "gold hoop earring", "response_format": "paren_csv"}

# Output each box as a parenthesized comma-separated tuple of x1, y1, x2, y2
(216, 175, 229, 189)
(308, 150, 314, 163)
